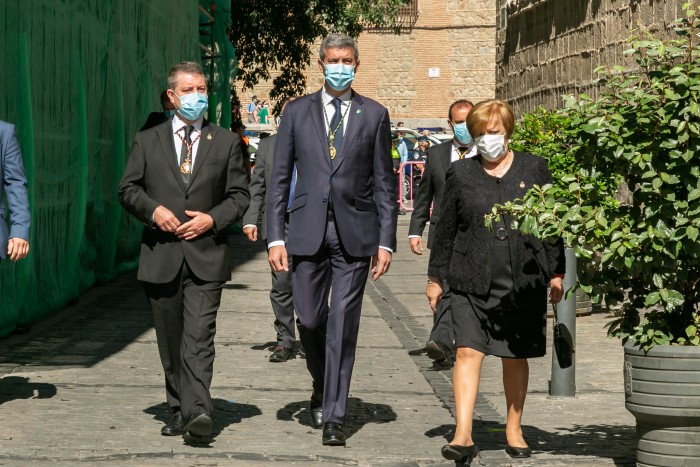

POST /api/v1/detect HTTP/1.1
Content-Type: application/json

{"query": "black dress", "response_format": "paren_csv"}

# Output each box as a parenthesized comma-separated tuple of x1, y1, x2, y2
(450, 170, 547, 358)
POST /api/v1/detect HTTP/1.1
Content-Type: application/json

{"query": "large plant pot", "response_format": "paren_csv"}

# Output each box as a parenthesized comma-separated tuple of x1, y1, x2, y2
(624, 343, 700, 466)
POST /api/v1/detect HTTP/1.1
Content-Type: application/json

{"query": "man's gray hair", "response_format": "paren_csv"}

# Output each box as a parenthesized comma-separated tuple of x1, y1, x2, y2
(319, 34, 359, 61)
(167, 62, 206, 89)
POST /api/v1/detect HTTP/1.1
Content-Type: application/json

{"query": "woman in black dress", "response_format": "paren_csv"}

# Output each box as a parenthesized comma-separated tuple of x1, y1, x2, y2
(426, 99, 565, 463)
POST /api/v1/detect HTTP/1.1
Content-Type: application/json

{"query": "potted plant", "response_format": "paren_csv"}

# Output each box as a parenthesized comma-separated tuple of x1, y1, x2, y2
(492, 4, 700, 465)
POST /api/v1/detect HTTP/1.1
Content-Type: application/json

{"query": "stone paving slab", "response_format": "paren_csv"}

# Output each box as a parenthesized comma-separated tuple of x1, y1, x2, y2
(0, 218, 637, 465)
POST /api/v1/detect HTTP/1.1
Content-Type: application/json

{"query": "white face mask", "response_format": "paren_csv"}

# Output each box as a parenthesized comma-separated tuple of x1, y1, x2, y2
(475, 134, 508, 162)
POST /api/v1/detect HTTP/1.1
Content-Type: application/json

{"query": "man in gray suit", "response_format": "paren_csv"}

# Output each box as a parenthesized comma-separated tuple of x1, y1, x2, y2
(408, 99, 474, 365)
(266, 34, 397, 446)
(119, 62, 249, 439)
(0, 120, 30, 262)
(242, 97, 298, 362)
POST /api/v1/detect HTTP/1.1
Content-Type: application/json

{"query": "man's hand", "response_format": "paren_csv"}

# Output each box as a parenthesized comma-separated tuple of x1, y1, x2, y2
(549, 276, 564, 304)
(409, 237, 424, 255)
(7, 238, 29, 261)
(426, 279, 443, 313)
(268, 245, 289, 272)
(154, 205, 181, 233)
(175, 210, 214, 241)
(243, 225, 258, 242)
(371, 248, 392, 281)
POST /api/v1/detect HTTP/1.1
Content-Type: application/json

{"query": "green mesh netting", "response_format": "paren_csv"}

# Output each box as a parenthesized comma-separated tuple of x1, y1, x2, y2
(0, 0, 201, 336)
(200, 0, 238, 129)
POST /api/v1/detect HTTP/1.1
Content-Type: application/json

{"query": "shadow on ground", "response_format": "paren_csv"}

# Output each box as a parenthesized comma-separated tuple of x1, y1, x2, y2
(0, 232, 263, 372)
(425, 421, 636, 466)
(276, 396, 397, 438)
(0, 375, 57, 404)
(144, 398, 262, 447)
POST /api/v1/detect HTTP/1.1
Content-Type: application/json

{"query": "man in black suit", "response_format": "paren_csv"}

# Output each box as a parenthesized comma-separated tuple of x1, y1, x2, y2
(266, 34, 397, 446)
(408, 99, 474, 365)
(140, 90, 177, 131)
(119, 62, 249, 439)
(242, 97, 299, 363)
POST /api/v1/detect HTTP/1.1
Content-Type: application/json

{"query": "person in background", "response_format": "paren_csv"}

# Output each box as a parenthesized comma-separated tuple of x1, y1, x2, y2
(232, 121, 251, 180)
(426, 99, 565, 463)
(247, 95, 259, 123)
(258, 100, 269, 125)
(242, 97, 301, 363)
(409, 99, 475, 367)
(141, 90, 177, 131)
(0, 120, 30, 262)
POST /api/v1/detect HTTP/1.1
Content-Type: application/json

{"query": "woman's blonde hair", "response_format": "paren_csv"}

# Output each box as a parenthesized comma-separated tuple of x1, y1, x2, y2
(466, 99, 515, 138)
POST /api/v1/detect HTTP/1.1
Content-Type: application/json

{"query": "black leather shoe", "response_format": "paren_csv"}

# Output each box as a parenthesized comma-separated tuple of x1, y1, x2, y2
(322, 422, 346, 446)
(426, 340, 452, 362)
(309, 390, 323, 429)
(441, 444, 479, 463)
(505, 444, 532, 458)
(183, 413, 212, 437)
(160, 412, 185, 436)
(269, 345, 293, 362)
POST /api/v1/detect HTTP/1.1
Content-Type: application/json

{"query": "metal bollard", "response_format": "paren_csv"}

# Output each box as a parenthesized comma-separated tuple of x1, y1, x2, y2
(549, 247, 577, 397)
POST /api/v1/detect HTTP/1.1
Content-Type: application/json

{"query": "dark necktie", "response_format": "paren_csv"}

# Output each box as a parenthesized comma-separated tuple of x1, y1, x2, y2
(457, 146, 469, 160)
(329, 98, 344, 165)
(180, 125, 193, 184)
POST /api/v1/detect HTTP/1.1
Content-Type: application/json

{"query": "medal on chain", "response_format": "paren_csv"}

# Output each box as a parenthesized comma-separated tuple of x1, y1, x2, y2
(177, 129, 201, 174)
(323, 100, 352, 160)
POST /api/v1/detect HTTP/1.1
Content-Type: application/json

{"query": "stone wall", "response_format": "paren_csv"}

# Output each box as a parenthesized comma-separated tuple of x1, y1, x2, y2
(239, 0, 498, 126)
(495, 0, 682, 116)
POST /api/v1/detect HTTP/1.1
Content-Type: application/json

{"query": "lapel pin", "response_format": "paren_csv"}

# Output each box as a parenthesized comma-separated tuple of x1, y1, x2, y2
(356, 109, 362, 114)
(207, 133, 212, 141)
(519, 181, 525, 188)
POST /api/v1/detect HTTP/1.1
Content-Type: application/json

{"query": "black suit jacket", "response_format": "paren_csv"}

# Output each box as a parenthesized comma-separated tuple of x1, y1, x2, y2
(119, 119, 250, 283)
(241, 134, 276, 241)
(428, 151, 565, 294)
(140, 112, 169, 131)
(266, 90, 397, 257)
(408, 141, 452, 249)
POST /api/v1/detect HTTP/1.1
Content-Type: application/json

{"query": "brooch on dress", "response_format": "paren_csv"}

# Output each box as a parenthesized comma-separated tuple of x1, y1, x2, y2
(519, 181, 525, 188)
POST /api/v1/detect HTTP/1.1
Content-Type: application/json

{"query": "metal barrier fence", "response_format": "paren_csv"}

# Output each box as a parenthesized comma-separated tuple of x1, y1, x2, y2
(398, 161, 425, 212)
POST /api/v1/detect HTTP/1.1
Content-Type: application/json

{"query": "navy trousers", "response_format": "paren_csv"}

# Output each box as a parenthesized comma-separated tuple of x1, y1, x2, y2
(292, 209, 371, 424)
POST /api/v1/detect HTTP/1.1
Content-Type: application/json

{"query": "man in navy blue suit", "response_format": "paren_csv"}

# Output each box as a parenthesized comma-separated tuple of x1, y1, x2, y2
(0, 120, 30, 262)
(266, 34, 397, 446)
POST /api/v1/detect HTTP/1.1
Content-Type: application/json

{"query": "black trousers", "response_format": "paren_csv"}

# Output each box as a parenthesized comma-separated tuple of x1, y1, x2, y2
(143, 261, 223, 421)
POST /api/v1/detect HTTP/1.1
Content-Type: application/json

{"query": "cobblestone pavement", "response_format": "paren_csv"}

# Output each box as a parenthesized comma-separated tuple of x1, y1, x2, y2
(0, 218, 636, 466)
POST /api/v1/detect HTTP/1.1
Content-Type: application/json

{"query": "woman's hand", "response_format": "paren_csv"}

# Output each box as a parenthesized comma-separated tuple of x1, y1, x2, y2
(426, 279, 443, 313)
(549, 276, 564, 304)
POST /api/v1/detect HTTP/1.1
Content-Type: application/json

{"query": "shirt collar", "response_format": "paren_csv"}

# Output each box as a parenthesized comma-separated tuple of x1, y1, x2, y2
(172, 114, 204, 133)
(321, 86, 352, 106)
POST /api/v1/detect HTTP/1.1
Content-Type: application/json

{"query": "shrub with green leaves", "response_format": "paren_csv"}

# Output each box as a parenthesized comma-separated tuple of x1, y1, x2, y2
(494, 3, 700, 350)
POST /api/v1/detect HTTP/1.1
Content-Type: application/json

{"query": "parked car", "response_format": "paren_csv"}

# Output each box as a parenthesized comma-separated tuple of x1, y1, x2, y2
(391, 128, 443, 147)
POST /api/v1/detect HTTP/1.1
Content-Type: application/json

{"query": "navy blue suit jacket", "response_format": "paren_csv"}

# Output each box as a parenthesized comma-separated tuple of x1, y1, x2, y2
(266, 89, 397, 257)
(0, 121, 30, 259)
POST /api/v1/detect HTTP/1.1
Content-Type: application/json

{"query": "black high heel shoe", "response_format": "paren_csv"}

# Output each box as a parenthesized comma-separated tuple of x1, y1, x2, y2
(505, 444, 532, 458)
(441, 444, 480, 463)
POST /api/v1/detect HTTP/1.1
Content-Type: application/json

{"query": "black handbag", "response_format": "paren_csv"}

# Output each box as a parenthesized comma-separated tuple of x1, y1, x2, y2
(553, 303, 575, 368)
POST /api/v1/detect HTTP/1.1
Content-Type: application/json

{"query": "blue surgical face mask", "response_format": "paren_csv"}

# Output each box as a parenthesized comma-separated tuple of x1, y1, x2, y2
(175, 92, 208, 121)
(323, 63, 355, 91)
(163, 109, 176, 119)
(452, 122, 472, 145)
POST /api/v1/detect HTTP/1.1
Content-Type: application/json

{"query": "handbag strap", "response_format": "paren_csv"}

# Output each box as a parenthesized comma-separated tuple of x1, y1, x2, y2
(552, 302, 560, 326)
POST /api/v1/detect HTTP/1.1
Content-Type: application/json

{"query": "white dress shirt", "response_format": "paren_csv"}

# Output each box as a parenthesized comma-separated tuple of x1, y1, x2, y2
(407, 139, 477, 239)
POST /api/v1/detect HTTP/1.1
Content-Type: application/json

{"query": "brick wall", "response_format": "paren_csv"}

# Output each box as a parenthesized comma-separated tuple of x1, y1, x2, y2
(495, 0, 682, 116)
(238, 0, 497, 125)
